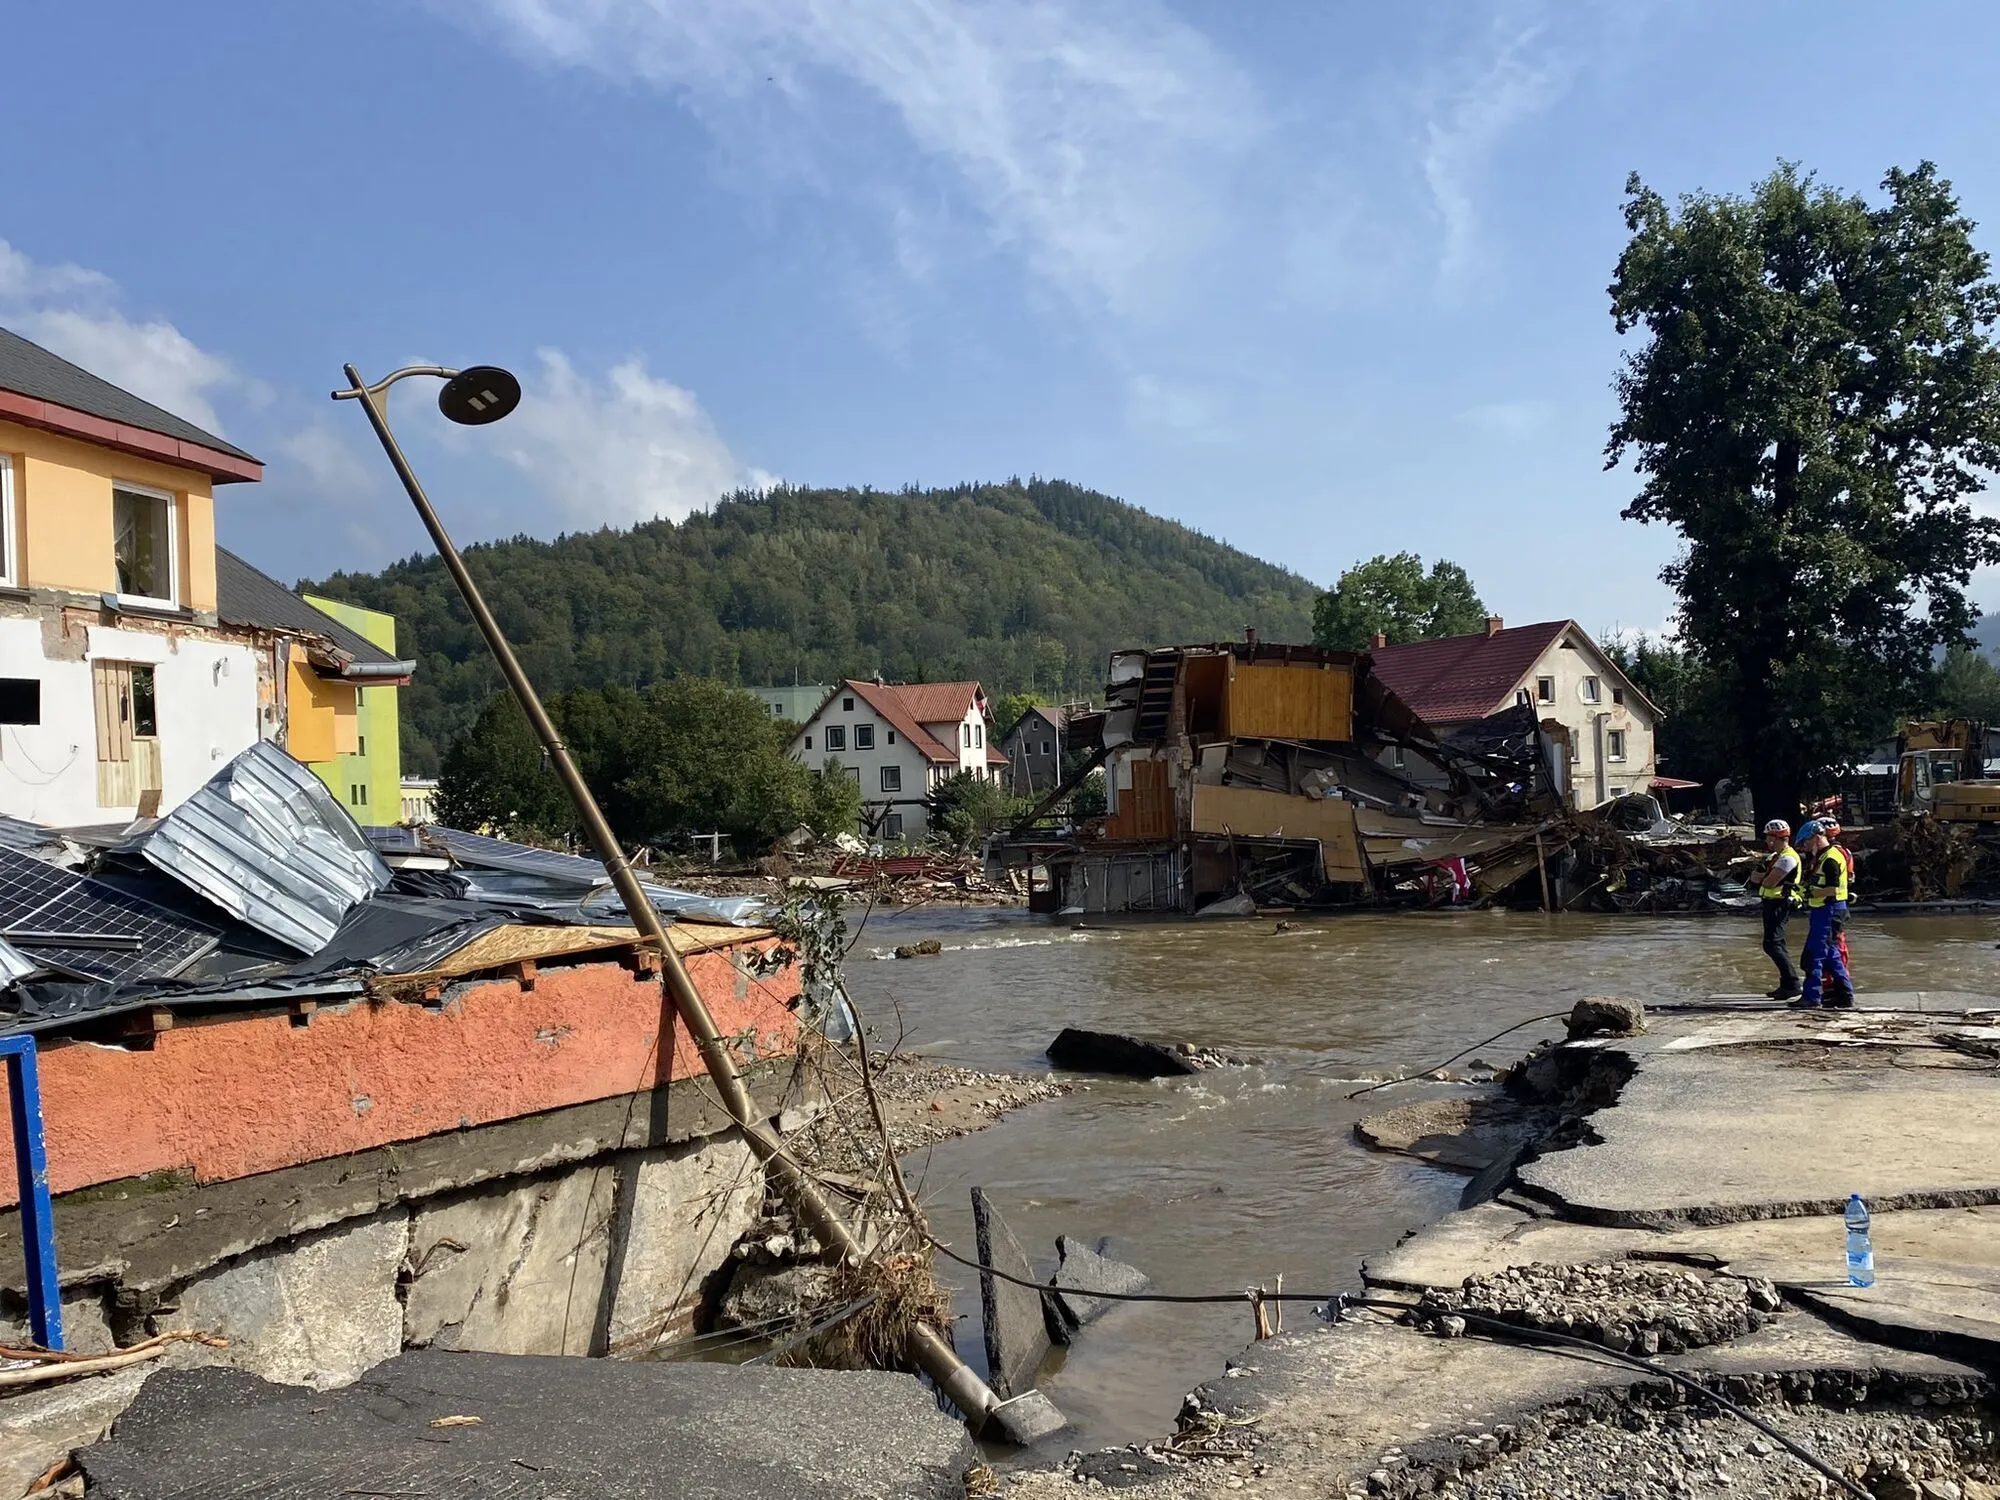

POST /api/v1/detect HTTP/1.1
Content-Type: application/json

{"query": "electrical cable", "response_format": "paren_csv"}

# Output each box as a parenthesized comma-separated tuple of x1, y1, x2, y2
(745, 1292, 882, 1367)
(1345, 1010, 1569, 1100)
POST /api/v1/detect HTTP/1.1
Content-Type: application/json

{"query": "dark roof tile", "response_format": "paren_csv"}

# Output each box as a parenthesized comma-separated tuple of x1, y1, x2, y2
(214, 548, 403, 668)
(0, 326, 257, 462)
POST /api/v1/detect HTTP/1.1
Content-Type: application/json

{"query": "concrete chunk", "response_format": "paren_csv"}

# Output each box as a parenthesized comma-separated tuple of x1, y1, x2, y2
(1046, 1027, 1201, 1077)
(1049, 1235, 1149, 1334)
(970, 1187, 1053, 1399)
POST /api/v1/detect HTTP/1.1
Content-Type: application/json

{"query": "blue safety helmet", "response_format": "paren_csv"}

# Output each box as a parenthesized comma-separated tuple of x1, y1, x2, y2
(1792, 819, 1824, 848)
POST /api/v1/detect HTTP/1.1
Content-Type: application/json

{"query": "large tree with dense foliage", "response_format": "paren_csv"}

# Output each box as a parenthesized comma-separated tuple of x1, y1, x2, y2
(1311, 553, 1489, 650)
(307, 479, 1319, 773)
(434, 679, 860, 854)
(1607, 162, 2000, 825)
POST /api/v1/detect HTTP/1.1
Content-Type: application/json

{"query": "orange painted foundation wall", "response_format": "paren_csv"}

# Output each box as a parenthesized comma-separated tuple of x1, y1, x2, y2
(7, 946, 801, 1205)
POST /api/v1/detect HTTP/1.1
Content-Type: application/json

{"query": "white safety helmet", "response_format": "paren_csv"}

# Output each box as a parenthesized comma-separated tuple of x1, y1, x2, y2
(1762, 819, 1792, 836)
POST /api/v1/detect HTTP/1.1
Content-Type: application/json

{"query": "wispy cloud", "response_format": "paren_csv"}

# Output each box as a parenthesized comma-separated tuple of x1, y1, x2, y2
(0, 239, 239, 435)
(494, 349, 764, 528)
(1418, 14, 1569, 292)
(453, 0, 1261, 318)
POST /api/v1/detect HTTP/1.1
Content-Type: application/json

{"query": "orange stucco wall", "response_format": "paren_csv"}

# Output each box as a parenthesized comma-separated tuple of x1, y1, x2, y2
(6, 946, 802, 1204)
(284, 644, 358, 762)
(0, 419, 218, 609)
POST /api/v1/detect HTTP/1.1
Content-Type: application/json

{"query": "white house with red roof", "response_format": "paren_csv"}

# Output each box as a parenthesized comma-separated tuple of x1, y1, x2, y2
(1368, 618, 1662, 807)
(787, 679, 1007, 839)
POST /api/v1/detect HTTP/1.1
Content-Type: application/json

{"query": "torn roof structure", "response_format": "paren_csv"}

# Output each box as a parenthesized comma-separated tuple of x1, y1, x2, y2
(0, 742, 773, 1042)
(998, 640, 1571, 915)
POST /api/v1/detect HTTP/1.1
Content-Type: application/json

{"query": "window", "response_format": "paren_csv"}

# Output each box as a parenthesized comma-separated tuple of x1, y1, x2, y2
(885, 812, 905, 838)
(974, 723, 983, 748)
(350, 783, 369, 806)
(1581, 676, 1601, 704)
(887, 731, 896, 744)
(0, 678, 39, 725)
(1515, 689, 1531, 708)
(92, 661, 162, 807)
(880, 765, 902, 792)
(804, 734, 812, 749)
(855, 723, 875, 750)
(845, 765, 861, 783)
(1612, 687, 1626, 707)
(961, 723, 972, 748)
(842, 696, 854, 712)
(357, 734, 367, 758)
(1391, 746, 1406, 769)
(825, 724, 846, 751)
(113, 486, 178, 604)
(1569, 736, 1580, 764)
(1536, 676, 1555, 703)
(0, 455, 15, 586)
(1607, 730, 1627, 762)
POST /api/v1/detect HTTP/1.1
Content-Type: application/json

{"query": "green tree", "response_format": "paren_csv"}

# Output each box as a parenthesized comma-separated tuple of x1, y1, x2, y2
(1935, 644, 2000, 722)
(991, 692, 1045, 738)
(433, 693, 577, 841)
(1311, 553, 1489, 650)
(1600, 635, 1736, 792)
(925, 772, 1023, 850)
(1609, 162, 2000, 826)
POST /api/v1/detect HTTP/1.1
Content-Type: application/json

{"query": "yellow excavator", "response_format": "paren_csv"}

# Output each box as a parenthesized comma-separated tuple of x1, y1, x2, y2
(1899, 719, 2000, 821)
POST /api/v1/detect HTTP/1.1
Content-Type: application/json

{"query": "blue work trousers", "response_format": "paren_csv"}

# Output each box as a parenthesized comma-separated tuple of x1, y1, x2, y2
(1799, 902, 1851, 1006)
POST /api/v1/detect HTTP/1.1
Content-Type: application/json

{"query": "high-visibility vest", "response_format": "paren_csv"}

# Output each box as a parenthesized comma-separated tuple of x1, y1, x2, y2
(1807, 846, 1850, 907)
(1756, 848, 1801, 902)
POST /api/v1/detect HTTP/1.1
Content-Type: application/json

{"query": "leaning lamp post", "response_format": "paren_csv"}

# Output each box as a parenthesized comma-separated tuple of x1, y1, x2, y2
(333, 363, 1011, 1432)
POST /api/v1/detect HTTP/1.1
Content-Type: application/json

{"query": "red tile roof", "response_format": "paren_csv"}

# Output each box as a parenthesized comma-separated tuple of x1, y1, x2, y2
(839, 679, 990, 765)
(1367, 620, 1572, 725)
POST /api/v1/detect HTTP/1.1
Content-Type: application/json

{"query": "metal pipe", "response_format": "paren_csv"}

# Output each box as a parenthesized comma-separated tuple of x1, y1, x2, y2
(335, 365, 997, 1426)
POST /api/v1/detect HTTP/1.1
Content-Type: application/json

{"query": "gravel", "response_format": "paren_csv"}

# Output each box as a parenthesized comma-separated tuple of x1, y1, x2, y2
(786, 1053, 1069, 1177)
(1420, 1260, 1782, 1356)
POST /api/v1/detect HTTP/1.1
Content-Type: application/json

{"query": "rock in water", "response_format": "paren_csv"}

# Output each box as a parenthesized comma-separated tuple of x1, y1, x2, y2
(1048, 1235, 1150, 1335)
(1046, 1028, 1202, 1077)
(971, 1188, 1054, 1399)
(1566, 995, 1645, 1039)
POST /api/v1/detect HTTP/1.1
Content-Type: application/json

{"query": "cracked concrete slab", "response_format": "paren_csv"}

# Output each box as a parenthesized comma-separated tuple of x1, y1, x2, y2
(75, 1350, 978, 1499)
(1515, 1034, 2000, 1228)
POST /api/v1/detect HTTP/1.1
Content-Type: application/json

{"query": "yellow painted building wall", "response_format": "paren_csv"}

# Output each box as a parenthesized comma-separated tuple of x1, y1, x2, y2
(285, 646, 359, 764)
(303, 595, 404, 826)
(0, 419, 219, 610)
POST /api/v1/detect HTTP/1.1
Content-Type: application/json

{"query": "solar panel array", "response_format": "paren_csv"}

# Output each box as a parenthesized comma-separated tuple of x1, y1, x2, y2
(0, 847, 220, 984)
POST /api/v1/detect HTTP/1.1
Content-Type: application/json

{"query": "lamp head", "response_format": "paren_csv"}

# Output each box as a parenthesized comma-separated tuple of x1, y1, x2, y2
(438, 365, 521, 426)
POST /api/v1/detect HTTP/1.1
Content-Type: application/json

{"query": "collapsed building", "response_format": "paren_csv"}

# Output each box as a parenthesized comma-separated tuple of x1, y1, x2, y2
(998, 641, 1575, 914)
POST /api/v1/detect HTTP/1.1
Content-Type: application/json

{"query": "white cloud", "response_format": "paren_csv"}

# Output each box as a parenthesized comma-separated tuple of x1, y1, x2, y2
(0, 238, 239, 436)
(1419, 16, 1568, 291)
(495, 349, 757, 527)
(276, 419, 381, 496)
(456, 0, 1260, 317)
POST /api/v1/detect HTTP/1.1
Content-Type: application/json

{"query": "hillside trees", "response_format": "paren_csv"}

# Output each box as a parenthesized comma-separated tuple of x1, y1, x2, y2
(1608, 162, 2000, 825)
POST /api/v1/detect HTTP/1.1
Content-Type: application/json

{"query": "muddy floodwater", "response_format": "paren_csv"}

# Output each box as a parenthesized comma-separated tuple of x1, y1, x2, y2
(841, 906, 2000, 1453)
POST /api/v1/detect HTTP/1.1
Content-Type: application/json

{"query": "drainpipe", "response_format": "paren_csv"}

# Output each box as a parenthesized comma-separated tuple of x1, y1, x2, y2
(1593, 712, 1609, 805)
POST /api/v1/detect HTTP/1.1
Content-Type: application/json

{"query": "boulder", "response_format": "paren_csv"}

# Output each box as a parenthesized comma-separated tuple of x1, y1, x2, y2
(1566, 995, 1645, 1040)
(1046, 1028, 1202, 1077)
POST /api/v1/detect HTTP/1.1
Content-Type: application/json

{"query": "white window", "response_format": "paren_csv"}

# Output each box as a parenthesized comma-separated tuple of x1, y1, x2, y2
(1536, 676, 1555, 704)
(1581, 676, 1601, 704)
(880, 765, 901, 792)
(886, 812, 905, 838)
(961, 722, 972, 748)
(1607, 729, 1627, 762)
(0, 455, 15, 586)
(113, 485, 179, 606)
(855, 723, 875, 750)
(1391, 746, 1406, 769)
(974, 723, 983, 749)
(825, 724, 846, 752)
(1569, 736, 1580, 764)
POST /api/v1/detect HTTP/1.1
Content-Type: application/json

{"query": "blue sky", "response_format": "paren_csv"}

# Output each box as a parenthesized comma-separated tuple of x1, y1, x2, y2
(5, 1, 2000, 637)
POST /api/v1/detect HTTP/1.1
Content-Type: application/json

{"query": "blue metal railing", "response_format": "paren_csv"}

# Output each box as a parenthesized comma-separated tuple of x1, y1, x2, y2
(0, 1034, 62, 1349)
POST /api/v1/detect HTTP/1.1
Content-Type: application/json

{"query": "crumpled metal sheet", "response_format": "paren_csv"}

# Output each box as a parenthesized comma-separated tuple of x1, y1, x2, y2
(136, 742, 393, 954)
(428, 827, 768, 927)
(0, 936, 42, 987)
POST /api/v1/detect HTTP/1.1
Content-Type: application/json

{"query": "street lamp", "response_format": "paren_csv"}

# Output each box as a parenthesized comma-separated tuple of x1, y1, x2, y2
(331, 363, 1011, 1433)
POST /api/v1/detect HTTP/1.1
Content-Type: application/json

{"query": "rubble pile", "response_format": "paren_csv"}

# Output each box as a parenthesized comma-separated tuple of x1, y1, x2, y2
(1419, 1400, 2000, 1500)
(1418, 1261, 1782, 1355)
(784, 1054, 1069, 1177)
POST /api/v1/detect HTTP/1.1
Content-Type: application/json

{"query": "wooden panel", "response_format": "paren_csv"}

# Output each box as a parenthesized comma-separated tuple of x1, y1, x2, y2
(1188, 784, 1366, 882)
(1104, 757, 1172, 841)
(92, 660, 132, 763)
(1222, 662, 1352, 743)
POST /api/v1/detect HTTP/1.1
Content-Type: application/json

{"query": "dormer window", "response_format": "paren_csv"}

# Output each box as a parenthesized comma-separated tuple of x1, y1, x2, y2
(113, 485, 178, 606)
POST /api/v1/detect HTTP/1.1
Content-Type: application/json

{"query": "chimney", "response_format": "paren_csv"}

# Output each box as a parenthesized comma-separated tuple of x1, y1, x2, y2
(1370, 632, 1387, 650)
(1244, 626, 1259, 647)
(1485, 616, 1505, 636)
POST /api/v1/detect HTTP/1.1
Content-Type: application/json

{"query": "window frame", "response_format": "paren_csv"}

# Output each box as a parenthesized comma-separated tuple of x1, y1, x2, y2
(855, 723, 875, 750)
(111, 482, 180, 608)
(885, 812, 905, 838)
(1536, 675, 1555, 704)
(1580, 675, 1602, 705)
(824, 724, 846, 752)
(880, 764, 902, 793)
(0, 454, 15, 587)
(1607, 729, 1628, 763)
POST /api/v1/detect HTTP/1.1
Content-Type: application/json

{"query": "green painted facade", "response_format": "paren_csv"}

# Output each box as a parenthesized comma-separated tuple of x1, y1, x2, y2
(302, 594, 404, 826)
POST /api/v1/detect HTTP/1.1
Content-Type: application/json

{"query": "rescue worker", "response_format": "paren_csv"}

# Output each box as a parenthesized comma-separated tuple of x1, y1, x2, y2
(1791, 820, 1855, 1010)
(1819, 818, 1855, 987)
(1753, 818, 1802, 1000)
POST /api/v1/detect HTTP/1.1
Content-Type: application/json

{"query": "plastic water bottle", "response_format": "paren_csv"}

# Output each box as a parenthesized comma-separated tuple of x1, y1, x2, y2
(1845, 1193, 1875, 1288)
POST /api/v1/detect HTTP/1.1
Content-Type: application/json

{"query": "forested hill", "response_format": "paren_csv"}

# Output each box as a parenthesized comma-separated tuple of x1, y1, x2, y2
(305, 479, 1321, 773)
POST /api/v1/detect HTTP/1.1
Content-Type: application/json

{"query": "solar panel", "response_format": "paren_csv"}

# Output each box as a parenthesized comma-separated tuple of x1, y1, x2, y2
(0, 847, 219, 984)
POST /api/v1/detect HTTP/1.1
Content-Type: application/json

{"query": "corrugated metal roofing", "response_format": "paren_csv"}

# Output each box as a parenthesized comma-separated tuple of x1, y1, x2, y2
(0, 326, 257, 462)
(135, 742, 393, 953)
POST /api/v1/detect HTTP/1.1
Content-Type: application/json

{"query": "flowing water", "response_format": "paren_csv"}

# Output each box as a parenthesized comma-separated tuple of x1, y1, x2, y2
(841, 906, 2000, 1452)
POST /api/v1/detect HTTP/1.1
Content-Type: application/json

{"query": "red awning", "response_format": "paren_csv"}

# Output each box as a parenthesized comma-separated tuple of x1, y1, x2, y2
(1650, 776, 1702, 790)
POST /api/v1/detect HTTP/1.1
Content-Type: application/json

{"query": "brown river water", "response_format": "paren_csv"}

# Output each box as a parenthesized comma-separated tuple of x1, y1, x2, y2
(841, 906, 2000, 1453)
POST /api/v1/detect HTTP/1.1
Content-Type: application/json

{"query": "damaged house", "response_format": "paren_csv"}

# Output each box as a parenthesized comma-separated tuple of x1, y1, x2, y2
(1001, 640, 1571, 915)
